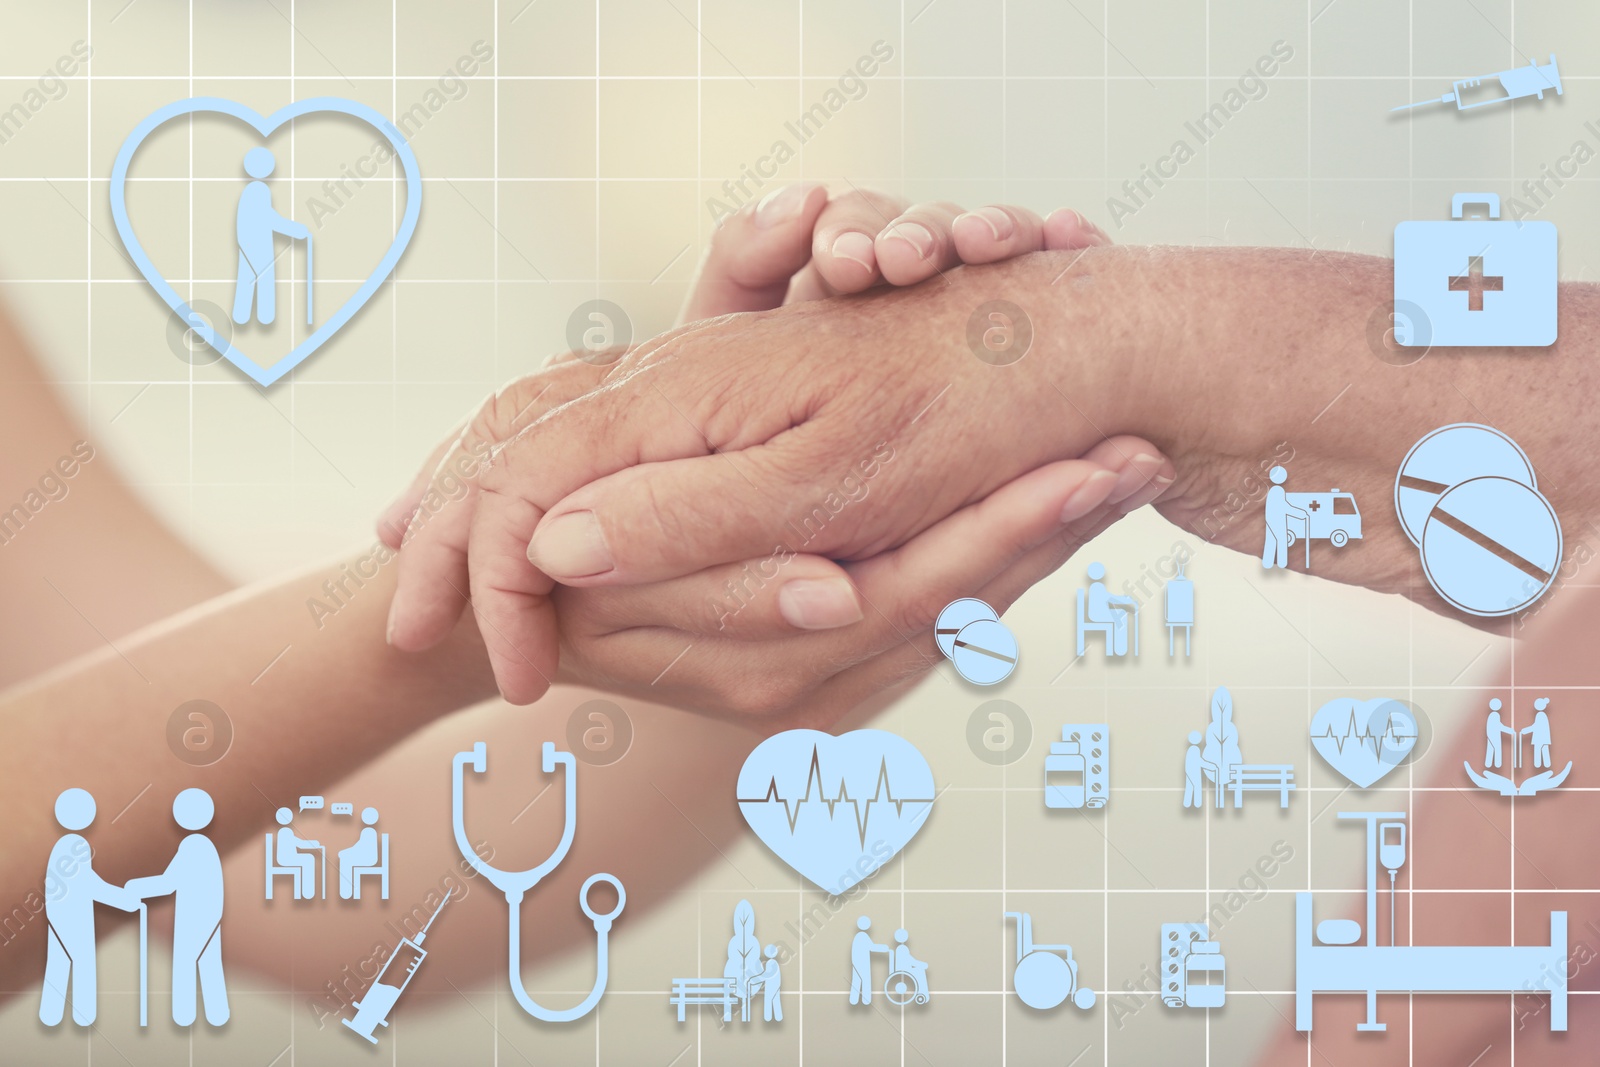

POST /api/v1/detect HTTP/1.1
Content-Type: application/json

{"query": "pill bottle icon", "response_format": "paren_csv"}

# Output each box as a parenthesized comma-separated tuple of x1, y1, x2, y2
(1045, 725, 1108, 809)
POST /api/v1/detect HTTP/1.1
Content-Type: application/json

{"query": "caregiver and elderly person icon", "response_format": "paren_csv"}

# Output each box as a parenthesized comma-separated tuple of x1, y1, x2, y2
(848, 917, 931, 1006)
(232, 146, 312, 327)
(41, 787, 229, 1028)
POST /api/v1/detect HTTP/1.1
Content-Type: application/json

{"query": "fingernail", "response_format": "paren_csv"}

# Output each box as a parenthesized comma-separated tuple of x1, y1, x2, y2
(754, 182, 818, 229)
(1109, 453, 1164, 504)
(385, 600, 400, 645)
(778, 577, 864, 630)
(830, 231, 875, 272)
(959, 206, 1014, 241)
(1118, 469, 1177, 514)
(885, 221, 935, 260)
(1059, 469, 1118, 523)
(528, 510, 614, 578)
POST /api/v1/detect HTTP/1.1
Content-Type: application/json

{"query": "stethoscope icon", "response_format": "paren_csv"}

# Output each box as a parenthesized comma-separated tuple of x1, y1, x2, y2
(451, 741, 625, 1022)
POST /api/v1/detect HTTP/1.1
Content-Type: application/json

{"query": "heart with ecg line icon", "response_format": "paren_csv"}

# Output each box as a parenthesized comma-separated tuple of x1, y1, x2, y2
(736, 729, 936, 895)
(1309, 698, 1419, 789)
(109, 97, 422, 387)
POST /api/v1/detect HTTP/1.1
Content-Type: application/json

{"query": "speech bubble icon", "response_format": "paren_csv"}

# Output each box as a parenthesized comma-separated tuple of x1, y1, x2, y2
(330, 802, 354, 816)
(298, 796, 324, 812)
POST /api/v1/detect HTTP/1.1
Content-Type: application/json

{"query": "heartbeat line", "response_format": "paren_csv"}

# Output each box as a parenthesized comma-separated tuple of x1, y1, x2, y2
(736, 745, 936, 848)
(1312, 708, 1417, 756)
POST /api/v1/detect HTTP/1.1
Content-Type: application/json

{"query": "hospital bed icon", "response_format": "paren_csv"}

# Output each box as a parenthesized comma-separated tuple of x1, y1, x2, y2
(1294, 811, 1567, 1032)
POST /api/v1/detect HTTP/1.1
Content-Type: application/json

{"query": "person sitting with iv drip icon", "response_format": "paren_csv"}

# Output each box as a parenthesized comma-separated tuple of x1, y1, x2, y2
(232, 147, 312, 327)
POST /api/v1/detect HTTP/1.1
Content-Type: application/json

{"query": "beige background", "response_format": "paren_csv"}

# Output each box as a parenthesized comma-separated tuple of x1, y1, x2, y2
(1, 0, 1592, 1063)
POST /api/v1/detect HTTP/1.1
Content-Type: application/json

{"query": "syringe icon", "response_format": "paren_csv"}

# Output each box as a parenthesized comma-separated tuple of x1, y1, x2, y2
(1393, 54, 1562, 112)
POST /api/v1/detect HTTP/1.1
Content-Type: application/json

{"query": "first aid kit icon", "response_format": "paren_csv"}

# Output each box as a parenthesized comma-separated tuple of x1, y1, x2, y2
(1393, 193, 1556, 347)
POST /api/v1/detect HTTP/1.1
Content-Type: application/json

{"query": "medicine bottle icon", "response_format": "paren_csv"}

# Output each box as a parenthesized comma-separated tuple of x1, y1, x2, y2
(1045, 725, 1107, 809)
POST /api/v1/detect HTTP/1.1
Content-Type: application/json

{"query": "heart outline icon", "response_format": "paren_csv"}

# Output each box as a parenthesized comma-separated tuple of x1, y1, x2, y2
(110, 96, 422, 386)
(1310, 697, 1419, 788)
(737, 729, 936, 896)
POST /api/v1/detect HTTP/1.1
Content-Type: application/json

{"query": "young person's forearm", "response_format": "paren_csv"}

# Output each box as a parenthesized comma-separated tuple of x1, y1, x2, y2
(0, 546, 494, 978)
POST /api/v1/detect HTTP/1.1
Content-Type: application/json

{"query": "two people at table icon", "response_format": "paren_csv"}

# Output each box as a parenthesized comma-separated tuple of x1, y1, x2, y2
(849, 917, 930, 1006)
(42, 787, 229, 1028)
(232, 146, 311, 326)
(269, 804, 388, 900)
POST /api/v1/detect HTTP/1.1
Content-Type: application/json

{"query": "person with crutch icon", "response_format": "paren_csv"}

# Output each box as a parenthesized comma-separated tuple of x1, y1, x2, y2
(231, 147, 312, 327)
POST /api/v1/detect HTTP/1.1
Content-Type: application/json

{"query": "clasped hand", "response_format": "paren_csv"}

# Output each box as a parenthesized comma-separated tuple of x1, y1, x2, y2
(379, 185, 1172, 722)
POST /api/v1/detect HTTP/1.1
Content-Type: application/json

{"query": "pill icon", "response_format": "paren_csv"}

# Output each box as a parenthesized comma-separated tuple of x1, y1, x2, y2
(935, 598, 998, 659)
(951, 618, 1019, 686)
(1395, 423, 1535, 546)
(1419, 475, 1562, 616)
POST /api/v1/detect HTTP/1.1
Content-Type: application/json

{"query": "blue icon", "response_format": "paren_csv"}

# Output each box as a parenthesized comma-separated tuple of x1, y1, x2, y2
(1395, 424, 1562, 616)
(1465, 697, 1571, 796)
(849, 916, 930, 1006)
(671, 899, 782, 1023)
(41, 788, 141, 1027)
(125, 788, 230, 1027)
(1394, 193, 1557, 347)
(1006, 913, 1095, 1010)
(232, 146, 312, 326)
(1296, 811, 1568, 1032)
(1076, 562, 1138, 657)
(1045, 724, 1108, 809)
(110, 97, 422, 386)
(452, 741, 624, 1022)
(1393, 54, 1562, 112)
(340, 807, 389, 899)
(935, 598, 1017, 684)
(1183, 687, 1295, 810)
(266, 798, 390, 900)
(737, 729, 935, 895)
(1263, 466, 1362, 570)
(1164, 558, 1194, 656)
(1310, 698, 1419, 788)
(1161, 923, 1225, 1008)
(343, 889, 451, 1043)
(267, 805, 324, 900)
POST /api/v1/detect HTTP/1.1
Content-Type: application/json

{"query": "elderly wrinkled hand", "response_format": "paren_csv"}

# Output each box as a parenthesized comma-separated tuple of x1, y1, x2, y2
(380, 188, 1162, 711)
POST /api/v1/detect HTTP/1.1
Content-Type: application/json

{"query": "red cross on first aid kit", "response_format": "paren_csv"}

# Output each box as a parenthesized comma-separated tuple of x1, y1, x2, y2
(1393, 193, 1557, 347)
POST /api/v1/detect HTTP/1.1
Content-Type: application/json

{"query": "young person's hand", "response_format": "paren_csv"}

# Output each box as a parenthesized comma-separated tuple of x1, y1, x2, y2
(379, 188, 1130, 707)
(677, 181, 1108, 323)
(546, 438, 1169, 720)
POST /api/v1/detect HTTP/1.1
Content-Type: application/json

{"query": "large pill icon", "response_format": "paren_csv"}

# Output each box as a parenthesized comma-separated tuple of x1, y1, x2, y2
(951, 618, 1019, 685)
(935, 598, 998, 658)
(1419, 475, 1562, 616)
(1395, 423, 1535, 546)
